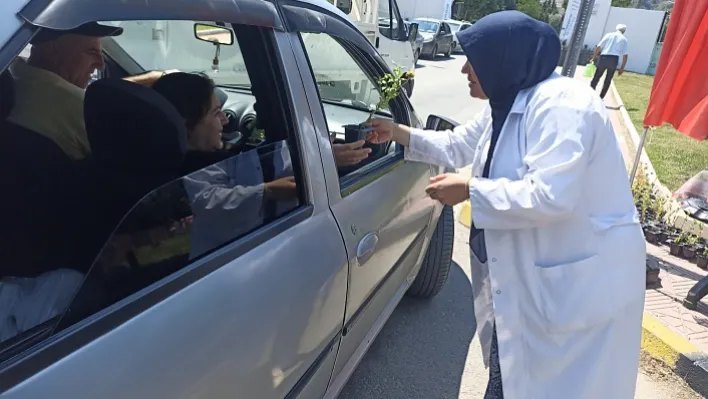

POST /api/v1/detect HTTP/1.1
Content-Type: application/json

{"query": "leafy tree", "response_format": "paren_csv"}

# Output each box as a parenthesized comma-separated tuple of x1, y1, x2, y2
(611, 0, 633, 7)
(517, 0, 545, 20)
(550, 0, 559, 14)
(548, 13, 563, 33)
(463, 0, 504, 21)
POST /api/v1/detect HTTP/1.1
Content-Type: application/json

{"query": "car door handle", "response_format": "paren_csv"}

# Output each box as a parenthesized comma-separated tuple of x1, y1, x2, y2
(356, 232, 379, 264)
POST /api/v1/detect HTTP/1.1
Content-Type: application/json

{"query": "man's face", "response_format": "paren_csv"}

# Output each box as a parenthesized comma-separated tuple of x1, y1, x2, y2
(47, 34, 105, 88)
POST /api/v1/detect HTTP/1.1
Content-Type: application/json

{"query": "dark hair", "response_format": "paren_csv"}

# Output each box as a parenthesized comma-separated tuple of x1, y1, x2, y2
(152, 72, 215, 130)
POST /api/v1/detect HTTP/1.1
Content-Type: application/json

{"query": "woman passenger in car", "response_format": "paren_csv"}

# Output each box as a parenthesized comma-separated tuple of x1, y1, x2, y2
(152, 72, 298, 258)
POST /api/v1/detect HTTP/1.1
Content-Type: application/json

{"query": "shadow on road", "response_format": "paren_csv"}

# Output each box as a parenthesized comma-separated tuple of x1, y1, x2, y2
(339, 261, 477, 398)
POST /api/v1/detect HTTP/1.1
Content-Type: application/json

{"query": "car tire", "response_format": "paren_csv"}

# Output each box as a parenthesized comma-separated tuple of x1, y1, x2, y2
(414, 49, 420, 66)
(407, 205, 454, 298)
(444, 45, 452, 58)
(404, 78, 415, 97)
(431, 44, 438, 59)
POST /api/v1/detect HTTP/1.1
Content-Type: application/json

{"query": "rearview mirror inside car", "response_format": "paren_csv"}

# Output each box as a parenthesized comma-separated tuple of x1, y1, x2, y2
(426, 115, 459, 131)
(335, 0, 353, 14)
(194, 23, 234, 45)
(408, 23, 419, 42)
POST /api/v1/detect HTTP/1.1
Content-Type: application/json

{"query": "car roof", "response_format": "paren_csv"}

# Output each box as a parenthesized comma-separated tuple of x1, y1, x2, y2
(413, 18, 441, 22)
(14, 0, 356, 34)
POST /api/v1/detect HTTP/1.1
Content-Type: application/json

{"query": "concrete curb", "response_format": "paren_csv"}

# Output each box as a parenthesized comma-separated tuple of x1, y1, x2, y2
(610, 82, 661, 189)
(641, 312, 708, 396)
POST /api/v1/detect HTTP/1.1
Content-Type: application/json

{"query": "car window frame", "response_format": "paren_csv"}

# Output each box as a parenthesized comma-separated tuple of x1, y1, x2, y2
(0, 19, 310, 389)
(296, 32, 410, 196)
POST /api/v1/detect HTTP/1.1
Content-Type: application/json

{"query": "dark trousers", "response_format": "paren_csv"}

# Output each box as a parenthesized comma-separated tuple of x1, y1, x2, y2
(590, 55, 619, 99)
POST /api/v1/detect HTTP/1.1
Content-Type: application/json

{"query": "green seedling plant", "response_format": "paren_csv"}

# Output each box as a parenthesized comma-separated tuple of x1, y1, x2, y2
(687, 233, 699, 247)
(367, 66, 414, 121)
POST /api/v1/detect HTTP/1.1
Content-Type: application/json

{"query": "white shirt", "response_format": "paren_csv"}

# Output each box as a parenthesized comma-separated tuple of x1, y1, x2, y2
(405, 73, 646, 399)
(598, 31, 628, 57)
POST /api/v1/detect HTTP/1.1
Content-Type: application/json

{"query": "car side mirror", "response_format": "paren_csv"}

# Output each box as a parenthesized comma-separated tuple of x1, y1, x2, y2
(194, 23, 234, 45)
(426, 115, 459, 131)
(408, 23, 419, 42)
(335, 0, 352, 14)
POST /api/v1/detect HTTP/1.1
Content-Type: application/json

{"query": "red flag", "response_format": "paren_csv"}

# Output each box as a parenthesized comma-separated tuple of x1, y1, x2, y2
(643, 0, 708, 140)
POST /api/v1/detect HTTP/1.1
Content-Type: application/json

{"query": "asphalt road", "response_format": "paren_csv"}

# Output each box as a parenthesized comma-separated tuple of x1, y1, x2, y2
(338, 54, 489, 399)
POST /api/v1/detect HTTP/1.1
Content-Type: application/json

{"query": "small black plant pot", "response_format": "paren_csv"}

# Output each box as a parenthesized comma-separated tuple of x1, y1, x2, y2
(697, 255, 708, 270)
(669, 242, 683, 257)
(657, 231, 669, 245)
(339, 123, 386, 175)
(644, 229, 661, 245)
(683, 246, 697, 260)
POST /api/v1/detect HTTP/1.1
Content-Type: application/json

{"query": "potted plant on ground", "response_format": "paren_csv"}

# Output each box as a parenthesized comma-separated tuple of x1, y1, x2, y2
(684, 233, 699, 260)
(670, 232, 686, 257)
(698, 247, 708, 270)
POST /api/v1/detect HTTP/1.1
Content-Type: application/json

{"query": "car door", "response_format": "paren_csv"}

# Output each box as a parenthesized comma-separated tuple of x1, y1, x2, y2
(375, 0, 414, 72)
(281, 3, 437, 392)
(441, 22, 453, 52)
(0, 6, 347, 399)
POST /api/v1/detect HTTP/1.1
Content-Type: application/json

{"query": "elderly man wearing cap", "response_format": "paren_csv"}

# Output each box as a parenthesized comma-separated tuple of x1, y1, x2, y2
(589, 24, 629, 99)
(7, 22, 174, 160)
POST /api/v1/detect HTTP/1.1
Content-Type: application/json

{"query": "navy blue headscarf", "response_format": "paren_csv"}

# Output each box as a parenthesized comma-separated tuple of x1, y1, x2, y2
(456, 11, 561, 178)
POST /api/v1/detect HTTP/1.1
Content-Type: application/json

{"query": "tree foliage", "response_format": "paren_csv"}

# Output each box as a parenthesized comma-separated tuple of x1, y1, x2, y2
(462, 0, 504, 22)
(517, 0, 544, 20)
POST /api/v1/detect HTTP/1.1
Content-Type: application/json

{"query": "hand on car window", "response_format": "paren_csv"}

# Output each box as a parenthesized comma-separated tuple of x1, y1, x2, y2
(264, 176, 297, 201)
(333, 141, 372, 167)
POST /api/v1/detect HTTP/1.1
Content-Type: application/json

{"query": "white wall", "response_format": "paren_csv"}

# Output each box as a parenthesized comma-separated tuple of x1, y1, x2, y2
(597, 7, 665, 73)
(583, 0, 613, 49)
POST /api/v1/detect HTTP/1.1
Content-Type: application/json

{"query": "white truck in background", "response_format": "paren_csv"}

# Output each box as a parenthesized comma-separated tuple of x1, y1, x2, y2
(396, 0, 453, 21)
(331, 0, 419, 95)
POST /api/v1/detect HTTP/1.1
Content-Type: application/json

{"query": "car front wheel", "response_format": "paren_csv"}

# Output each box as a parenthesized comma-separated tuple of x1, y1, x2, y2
(407, 205, 454, 298)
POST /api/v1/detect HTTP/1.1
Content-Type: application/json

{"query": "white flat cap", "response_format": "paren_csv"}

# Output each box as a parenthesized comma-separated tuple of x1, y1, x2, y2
(616, 24, 627, 32)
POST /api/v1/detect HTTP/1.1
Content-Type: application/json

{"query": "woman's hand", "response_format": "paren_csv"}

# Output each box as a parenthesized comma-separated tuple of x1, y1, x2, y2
(333, 141, 372, 167)
(425, 173, 470, 206)
(366, 119, 395, 144)
(366, 119, 411, 147)
(264, 176, 297, 200)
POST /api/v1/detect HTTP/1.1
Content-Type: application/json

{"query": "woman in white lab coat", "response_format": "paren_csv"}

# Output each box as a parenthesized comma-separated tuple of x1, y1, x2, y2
(368, 11, 646, 399)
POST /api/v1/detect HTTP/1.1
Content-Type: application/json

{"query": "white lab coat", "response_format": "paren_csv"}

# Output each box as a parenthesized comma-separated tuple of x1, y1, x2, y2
(406, 73, 646, 399)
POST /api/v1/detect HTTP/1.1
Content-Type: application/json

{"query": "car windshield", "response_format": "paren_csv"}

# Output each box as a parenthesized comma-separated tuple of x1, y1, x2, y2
(107, 20, 251, 89)
(414, 20, 439, 33)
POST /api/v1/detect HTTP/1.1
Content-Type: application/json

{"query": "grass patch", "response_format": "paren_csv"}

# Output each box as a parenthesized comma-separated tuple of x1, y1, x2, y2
(614, 72, 708, 191)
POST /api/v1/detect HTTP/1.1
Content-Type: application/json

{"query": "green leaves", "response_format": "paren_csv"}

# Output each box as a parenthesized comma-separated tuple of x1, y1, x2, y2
(368, 66, 414, 120)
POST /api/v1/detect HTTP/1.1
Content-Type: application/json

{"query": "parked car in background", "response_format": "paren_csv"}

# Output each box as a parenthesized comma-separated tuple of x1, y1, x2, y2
(0, 0, 456, 397)
(404, 20, 424, 65)
(444, 19, 472, 53)
(412, 18, 454, 59)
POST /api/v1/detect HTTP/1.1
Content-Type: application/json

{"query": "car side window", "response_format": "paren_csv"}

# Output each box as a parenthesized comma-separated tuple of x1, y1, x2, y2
(0, 19, 302, 359)
(55, 140, 301, 330)
(299, 33, 401, 182)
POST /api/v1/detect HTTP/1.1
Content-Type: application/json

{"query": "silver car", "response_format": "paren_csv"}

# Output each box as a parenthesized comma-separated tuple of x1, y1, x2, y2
(0, 0, 456, 397)
(444, 19, 473, 54)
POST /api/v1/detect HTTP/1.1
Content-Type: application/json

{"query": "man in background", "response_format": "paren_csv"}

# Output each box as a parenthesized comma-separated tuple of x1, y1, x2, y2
(590, 23, 629, 99)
